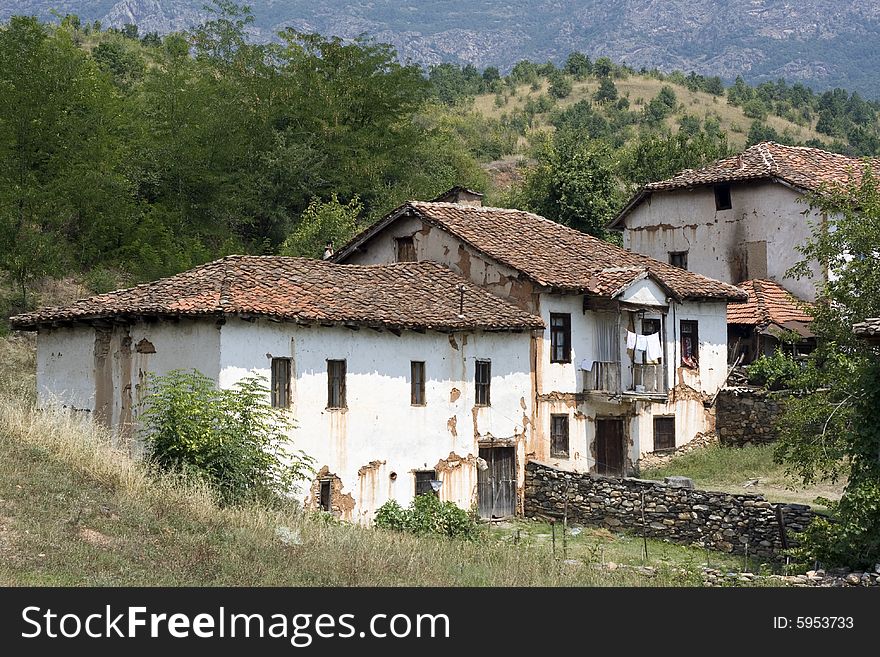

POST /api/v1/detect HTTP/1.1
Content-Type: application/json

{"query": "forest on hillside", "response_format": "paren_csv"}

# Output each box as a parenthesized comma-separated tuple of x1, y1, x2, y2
(3, 2, 880, 324)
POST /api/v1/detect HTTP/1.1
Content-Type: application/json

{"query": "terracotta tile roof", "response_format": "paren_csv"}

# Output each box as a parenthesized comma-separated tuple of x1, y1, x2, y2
(611, 142, 878, 228)
(853, 317, 880, 339)
(644, 142, 877, 193)
(10, 257, 544, 332)
(337, 201, 746, 301)
(727, 280, 813, 330)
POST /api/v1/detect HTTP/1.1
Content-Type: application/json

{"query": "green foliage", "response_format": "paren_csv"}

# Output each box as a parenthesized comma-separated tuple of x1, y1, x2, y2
(564, 51, 591, 79)
(773, 170, 880, 567)
(139, 369, 314, 506)
(279, 195, 362, 259)
(374, 494, 481, 539)
(513, 132, 621, 238)
(620, 128, 731, 188)
(745, 350, 804, 390)
(548, 71, 573, 99)
(594, 77, 618, 103)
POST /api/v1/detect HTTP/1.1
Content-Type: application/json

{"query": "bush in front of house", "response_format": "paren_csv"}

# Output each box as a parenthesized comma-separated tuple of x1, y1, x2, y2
(745, 349, 804, 390)
(139, 369, 314, 506)
(374, 494, 481, 539)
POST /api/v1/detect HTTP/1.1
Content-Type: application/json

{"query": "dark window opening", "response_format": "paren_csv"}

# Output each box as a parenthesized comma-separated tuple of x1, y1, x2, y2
(319, 480, 332, 512)
(475, 360, 491, 406)
(411, 361, 426, 405)
(550, 414, 570, 458)
(668, 251, 688, 270)
(327, 359, 347, 408)
(680, 320, 699, 368)
(653, 417, 675, 451)
(415, 470, 438, 497)
(714, 184, 732, 211)
(395, 236, 416, 262)
(550, 313, 572, 363)
(270, 357, 291, 408)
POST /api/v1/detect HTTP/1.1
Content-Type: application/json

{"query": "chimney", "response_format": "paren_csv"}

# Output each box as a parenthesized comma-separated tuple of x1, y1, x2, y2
(431, 186, 484, 207)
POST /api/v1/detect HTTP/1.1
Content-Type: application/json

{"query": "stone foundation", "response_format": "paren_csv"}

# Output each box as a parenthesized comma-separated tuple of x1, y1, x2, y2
(715, 387, 788, 446)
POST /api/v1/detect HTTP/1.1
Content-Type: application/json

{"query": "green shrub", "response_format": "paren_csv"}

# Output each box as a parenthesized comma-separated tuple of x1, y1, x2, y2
(746, 350, 802, 390)
(139, 369, 314, 506)
(374, 494, 481, 539)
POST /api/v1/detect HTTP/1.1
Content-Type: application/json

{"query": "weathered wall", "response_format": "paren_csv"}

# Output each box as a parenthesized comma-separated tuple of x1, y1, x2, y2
(218, 317, 534, 524)
(622, 182, 824, 302)
(524, 461, 814, 560)
(715, 387, 788, 446)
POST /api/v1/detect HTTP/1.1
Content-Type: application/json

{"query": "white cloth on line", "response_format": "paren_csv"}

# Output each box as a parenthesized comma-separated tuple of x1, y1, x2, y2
(635, 334, 648, 352)
(579, 359, 593, 371)
(645, 332, 663, 362)
(626, 330, 637, 350)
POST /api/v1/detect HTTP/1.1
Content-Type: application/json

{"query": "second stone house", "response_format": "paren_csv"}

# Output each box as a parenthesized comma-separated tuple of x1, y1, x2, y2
(333, 191, 747, 478)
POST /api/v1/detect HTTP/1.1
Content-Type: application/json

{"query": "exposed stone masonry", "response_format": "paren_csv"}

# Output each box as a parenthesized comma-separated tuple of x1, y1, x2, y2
(715, 387, 787, 446)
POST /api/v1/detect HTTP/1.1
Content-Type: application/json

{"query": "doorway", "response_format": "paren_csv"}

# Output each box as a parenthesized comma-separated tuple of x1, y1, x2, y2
(477, 446, 516, 518)
(595, 418, 625, 475)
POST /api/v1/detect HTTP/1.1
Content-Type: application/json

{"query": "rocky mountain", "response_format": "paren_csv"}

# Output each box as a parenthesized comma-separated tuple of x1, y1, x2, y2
(3, 0, 880, 97)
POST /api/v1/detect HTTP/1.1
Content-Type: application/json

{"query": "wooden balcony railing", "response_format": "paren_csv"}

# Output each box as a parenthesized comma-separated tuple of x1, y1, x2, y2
(584, 361, 621, 394)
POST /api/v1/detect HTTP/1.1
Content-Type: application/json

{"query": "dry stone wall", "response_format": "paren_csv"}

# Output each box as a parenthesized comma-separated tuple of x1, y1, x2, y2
(715, 387, 787, 446)
(524, 461, 814, 561)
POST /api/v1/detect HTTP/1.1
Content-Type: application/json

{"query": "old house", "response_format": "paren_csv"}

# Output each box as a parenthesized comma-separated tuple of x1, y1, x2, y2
(727, 279, 814, 364)
(610, 141, 877, 304)
(332, 192, 747, 477)
(11, 257, 544, 522)
(853, 318, 880, 346)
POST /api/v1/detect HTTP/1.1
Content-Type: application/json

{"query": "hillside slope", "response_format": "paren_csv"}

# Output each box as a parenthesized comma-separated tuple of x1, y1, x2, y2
(3, 0, 880, 96)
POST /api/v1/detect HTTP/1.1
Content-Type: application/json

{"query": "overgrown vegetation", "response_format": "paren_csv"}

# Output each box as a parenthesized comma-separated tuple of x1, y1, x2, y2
(374, 495, 481, 540)
(771, 169, 880, 568)
(140, 369, 313, 506)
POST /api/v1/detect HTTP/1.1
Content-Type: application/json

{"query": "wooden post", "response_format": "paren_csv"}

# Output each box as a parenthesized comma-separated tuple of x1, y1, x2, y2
(562, 487, 569, 561)
(641, 491, 648, 561)
(551, 520, 556, 560)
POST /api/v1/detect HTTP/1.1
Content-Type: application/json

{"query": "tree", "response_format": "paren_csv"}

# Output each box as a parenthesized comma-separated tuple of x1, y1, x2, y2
(514, 132, 620, 238)
(280, 195, 363, 259)
(140, 369, 315, 506)
(548, 71, 572, 99)
(594, 77, 618, 103)
(621, 129, 730, 188)
(564, 51, 591, 79)
(774, 168, 880, 568)
(593, 56, 614, 79)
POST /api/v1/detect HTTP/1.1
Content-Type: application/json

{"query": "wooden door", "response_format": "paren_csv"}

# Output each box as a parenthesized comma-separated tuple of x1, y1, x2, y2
(596, 418, 625, 475)
(477, 447, 516, 518)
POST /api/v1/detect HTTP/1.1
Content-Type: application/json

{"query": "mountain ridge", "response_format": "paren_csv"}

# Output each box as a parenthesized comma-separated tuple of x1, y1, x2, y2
(2, 0, 879, 97)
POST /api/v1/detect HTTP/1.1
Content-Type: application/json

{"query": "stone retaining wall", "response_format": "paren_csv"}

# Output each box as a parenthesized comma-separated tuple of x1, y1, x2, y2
(715, 387, 787, 446)
(524, 461, 814, 561)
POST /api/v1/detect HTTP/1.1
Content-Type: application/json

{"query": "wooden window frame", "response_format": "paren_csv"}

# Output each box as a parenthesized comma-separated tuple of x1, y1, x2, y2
(414, 470, 438, 497)
(714, 183, 732, 211)
(327, 359, 347, 409)
(550, 313, 572, 363)
(395, 236, 416, 262)
(475, 360, 491, 407)
(270, 357, 291, 408)
(550, 413, 570, 458)
(411, 360, 426, 406)
(680, 320, 699, 368)
(653, 416, 675, 452)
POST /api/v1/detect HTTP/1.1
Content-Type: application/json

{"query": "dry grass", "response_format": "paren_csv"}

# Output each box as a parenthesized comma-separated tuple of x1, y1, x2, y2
(475, 77, 826, 150)
(0, 394, 715, 586)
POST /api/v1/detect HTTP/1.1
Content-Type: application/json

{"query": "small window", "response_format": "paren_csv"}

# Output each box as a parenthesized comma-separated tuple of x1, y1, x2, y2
(714, 183, 732, 211)
(319, 480, 332, 512)
(680, 321, 699, 368)
(550, 414, 570, 458)
(550, 313, 572, 363)
(653, 417, 675, 451)
(475, 360, 491, 406)
(270, 357, 291, 408)
(414, 470, 438, 497)
(327, 359, 347, 408)
(395, 236, 416, 262)
(411, 361, 426, 405)
(668, 251, 688, 270)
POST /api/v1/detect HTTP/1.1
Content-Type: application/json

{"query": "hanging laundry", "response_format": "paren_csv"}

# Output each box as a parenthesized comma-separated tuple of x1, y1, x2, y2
(635, 334, 648, 352)
(626, 330, 637, 350)
(645, 332, 663, 363)
(579, 358, 593, 371)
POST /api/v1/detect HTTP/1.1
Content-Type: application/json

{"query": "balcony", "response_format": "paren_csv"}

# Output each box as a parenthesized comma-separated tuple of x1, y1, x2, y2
(583, 361, 621, 394)
(628, 363, 667, 397)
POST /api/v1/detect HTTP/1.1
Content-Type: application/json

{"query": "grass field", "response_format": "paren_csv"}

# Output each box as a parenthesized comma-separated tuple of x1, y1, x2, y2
(473, 77, 826, 150)
(639, 444, 845, 509)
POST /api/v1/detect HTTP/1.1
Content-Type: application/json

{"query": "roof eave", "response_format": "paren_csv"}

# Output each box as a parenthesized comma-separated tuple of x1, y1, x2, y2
(608, 189, 650, 229)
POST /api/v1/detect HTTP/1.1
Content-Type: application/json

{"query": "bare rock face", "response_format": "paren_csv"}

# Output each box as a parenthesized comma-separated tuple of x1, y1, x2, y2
(2, 1, 878, 95)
